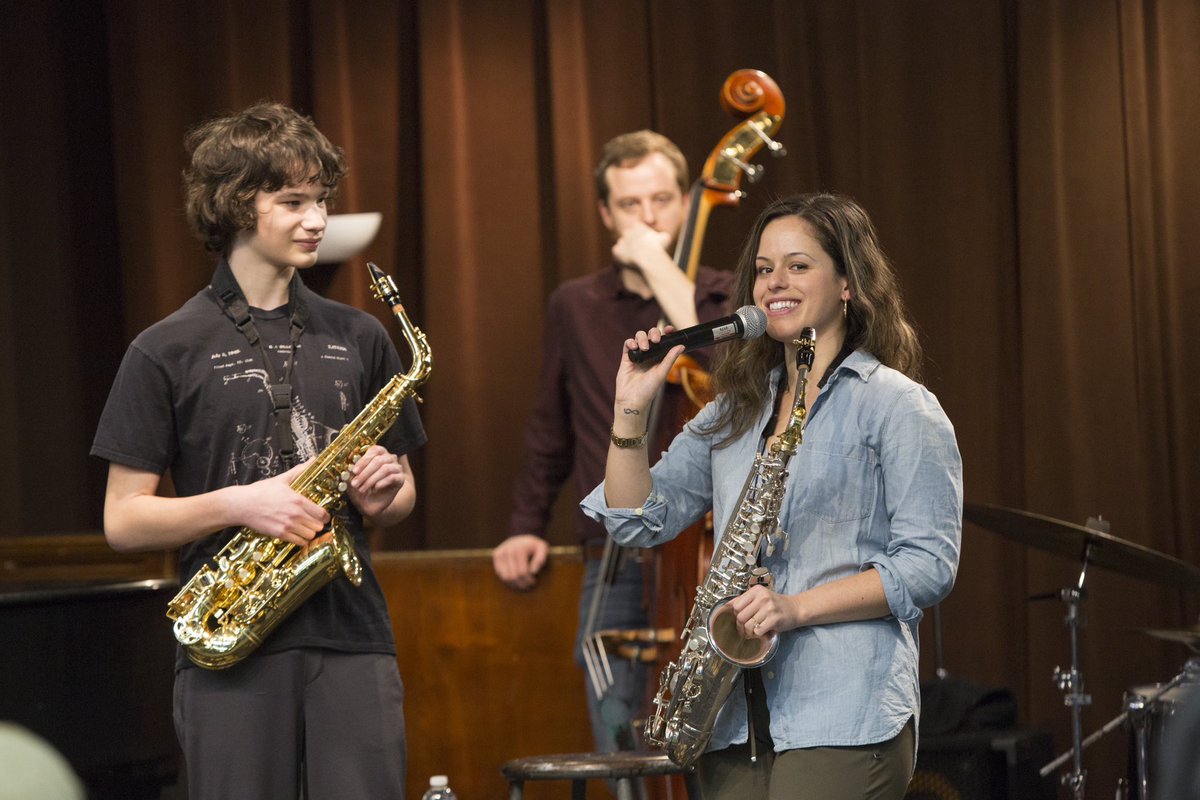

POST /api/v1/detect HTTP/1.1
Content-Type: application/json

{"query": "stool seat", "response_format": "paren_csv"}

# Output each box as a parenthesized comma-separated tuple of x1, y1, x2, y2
(501, 751, 697, 800)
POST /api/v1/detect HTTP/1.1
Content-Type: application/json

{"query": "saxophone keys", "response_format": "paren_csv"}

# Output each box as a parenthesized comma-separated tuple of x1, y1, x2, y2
(337, 482, 348, 492)
(233, 563, 256, 586)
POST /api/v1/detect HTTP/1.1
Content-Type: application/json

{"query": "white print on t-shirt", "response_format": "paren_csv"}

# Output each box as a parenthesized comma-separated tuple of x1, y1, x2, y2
(335, 379, 351, 413)
(221, 368, 340, 478)
(322, 343, 351, 367)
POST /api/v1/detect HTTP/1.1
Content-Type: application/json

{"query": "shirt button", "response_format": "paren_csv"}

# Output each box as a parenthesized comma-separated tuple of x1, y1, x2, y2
(766, 671, 775, 680)
(635, 507, 644, 516)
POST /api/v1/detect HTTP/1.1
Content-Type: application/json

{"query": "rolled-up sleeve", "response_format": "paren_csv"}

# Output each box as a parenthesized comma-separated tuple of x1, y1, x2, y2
(580, 483, 672, 546)
(863, 385, 963, 623)
(581, 399, 724, 548)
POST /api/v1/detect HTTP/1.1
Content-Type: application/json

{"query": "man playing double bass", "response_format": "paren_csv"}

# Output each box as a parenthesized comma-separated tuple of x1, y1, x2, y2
(492, 130, 732, 752)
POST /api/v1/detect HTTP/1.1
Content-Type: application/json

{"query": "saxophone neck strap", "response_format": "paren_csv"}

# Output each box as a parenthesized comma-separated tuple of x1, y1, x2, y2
(760, 340, 856, 446)
(209, 258, 310, 469)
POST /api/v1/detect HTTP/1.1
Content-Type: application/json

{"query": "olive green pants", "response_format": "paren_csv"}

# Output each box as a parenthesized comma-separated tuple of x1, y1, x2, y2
(696, 673, 914, 800)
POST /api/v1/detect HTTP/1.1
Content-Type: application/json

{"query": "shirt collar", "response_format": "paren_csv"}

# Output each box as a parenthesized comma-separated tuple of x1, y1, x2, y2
(765, 347, 882, 393)
(828, 348, 881, 384)
(597, 261, 632, 299)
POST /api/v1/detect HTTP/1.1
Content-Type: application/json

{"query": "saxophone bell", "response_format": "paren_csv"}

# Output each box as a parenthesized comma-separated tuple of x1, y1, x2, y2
(707, 566, 779, 667)
(707, 598, 779, 667)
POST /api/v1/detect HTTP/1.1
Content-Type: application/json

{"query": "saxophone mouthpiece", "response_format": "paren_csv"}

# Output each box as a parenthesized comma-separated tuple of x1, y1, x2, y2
(795, 327, 816, 369)
(366, 262, 403, 308)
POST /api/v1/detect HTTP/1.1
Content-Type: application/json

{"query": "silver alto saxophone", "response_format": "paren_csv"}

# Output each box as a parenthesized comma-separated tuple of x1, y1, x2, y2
(646, 327, 815, 767)
(167, 262, 432, 670)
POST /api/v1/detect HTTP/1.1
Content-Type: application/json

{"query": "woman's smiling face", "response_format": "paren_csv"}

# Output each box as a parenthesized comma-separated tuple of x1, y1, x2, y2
(752, 215, 849, 344)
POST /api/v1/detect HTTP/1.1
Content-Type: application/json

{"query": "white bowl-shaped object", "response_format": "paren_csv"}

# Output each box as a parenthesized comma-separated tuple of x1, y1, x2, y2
(317, 212, 382, 264)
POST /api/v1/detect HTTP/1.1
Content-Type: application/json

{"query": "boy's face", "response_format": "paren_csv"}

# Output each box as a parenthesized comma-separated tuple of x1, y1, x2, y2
(241, 180, 329, 270)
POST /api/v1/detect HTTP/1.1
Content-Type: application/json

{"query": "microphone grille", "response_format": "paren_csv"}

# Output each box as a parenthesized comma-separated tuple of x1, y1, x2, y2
(735, 305, 768, 340)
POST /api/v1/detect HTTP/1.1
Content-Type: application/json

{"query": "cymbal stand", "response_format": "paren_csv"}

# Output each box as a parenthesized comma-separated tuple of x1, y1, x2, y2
(1040, 666, 1191, 796)
(1041, 540, 1093, 800)
(932, 603, 949, 679)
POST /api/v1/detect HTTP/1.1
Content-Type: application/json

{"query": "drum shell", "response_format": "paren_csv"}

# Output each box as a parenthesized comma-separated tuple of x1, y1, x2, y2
(1124, 669, 1200, 798)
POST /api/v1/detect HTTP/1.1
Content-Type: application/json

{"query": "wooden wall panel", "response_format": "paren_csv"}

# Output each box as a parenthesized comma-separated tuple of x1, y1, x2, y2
(378, 548, 594, 800)
(0, 534, 174, 585)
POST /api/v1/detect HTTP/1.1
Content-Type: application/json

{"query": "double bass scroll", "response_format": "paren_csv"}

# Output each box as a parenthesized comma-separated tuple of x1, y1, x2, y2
(668, 69, 786, 402)
(673, 69, 787, 285)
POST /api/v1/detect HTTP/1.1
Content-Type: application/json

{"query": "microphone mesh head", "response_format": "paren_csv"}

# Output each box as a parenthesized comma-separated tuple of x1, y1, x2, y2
(734, 305, 768, 340)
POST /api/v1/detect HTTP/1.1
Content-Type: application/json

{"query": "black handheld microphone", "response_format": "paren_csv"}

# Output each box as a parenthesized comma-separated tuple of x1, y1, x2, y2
(628, 305, 768, 365)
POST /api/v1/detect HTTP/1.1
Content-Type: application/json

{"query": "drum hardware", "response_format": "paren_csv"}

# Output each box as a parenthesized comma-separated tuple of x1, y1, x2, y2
(964, 503, 1200, 800)
(1040, 545, 1095, 800)
(931, 602, 950, 680)
(1039, 663, 1195, 799)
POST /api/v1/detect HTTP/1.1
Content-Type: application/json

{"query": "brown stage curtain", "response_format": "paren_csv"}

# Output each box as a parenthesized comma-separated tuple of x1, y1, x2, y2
(2, 1, 1198, 795)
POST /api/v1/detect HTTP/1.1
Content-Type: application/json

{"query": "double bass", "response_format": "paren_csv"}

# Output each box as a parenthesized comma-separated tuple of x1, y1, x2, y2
(581, 69, 787, 773)
(651, 66, 787, 702)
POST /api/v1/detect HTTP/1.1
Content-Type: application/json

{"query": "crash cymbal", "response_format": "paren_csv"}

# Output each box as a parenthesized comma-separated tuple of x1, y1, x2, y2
(1139, 626, 1200, 650)
(964, 502, 1200, 591)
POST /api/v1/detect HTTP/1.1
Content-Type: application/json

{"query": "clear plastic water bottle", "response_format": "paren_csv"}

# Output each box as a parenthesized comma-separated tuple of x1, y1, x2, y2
(421, 774, 458, 800)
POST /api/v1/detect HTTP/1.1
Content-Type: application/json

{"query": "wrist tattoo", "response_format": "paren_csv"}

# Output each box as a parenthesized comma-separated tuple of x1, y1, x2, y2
(623, 408, 641, 415)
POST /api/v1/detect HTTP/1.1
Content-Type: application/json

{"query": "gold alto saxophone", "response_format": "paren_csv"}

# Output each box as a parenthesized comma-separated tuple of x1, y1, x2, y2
(645, 328, 815, 767)
(167, 262, 432, 669)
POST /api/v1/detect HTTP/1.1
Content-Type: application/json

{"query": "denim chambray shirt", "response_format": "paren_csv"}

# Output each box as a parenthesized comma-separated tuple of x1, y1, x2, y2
(581, 349, 962, 754)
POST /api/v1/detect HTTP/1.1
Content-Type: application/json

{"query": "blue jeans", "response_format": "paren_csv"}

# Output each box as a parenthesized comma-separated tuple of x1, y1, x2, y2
(575, 552, 650, 753)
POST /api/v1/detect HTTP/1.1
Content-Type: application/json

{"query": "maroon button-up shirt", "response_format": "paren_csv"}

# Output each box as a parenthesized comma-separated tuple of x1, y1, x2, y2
(507, 263, 733, 543)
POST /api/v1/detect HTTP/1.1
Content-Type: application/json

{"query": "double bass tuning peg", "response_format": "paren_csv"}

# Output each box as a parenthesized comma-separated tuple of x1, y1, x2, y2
(723, 152, 764, 183)
(750, 125, 787, 158)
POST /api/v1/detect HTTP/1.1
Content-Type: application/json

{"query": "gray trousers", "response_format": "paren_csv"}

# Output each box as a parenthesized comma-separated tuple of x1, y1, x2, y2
(173, 650, 407, 800)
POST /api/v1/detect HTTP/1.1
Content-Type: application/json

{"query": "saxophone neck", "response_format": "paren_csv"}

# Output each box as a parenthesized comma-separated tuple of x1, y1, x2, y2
(367, 262, 433, 384)
(772, 328, 816, 455)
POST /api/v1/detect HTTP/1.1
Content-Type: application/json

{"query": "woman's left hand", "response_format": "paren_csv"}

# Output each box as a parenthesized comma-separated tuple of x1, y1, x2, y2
(730, 584, 802, 639)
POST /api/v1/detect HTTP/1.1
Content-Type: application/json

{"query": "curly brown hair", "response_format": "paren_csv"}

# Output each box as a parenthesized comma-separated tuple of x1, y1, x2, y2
(183, 102, 347, 255)
(705, 192, 924, 446)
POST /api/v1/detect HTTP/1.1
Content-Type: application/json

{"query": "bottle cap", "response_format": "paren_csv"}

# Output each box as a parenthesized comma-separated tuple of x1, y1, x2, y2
(430, 775, 449, 788)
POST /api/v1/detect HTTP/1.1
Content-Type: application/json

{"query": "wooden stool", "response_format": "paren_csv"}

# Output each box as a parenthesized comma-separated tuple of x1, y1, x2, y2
(501, 751, 698, 800)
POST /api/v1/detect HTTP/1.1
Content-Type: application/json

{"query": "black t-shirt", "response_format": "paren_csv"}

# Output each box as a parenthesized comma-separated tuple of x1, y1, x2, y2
(91, 269, 426, 667)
